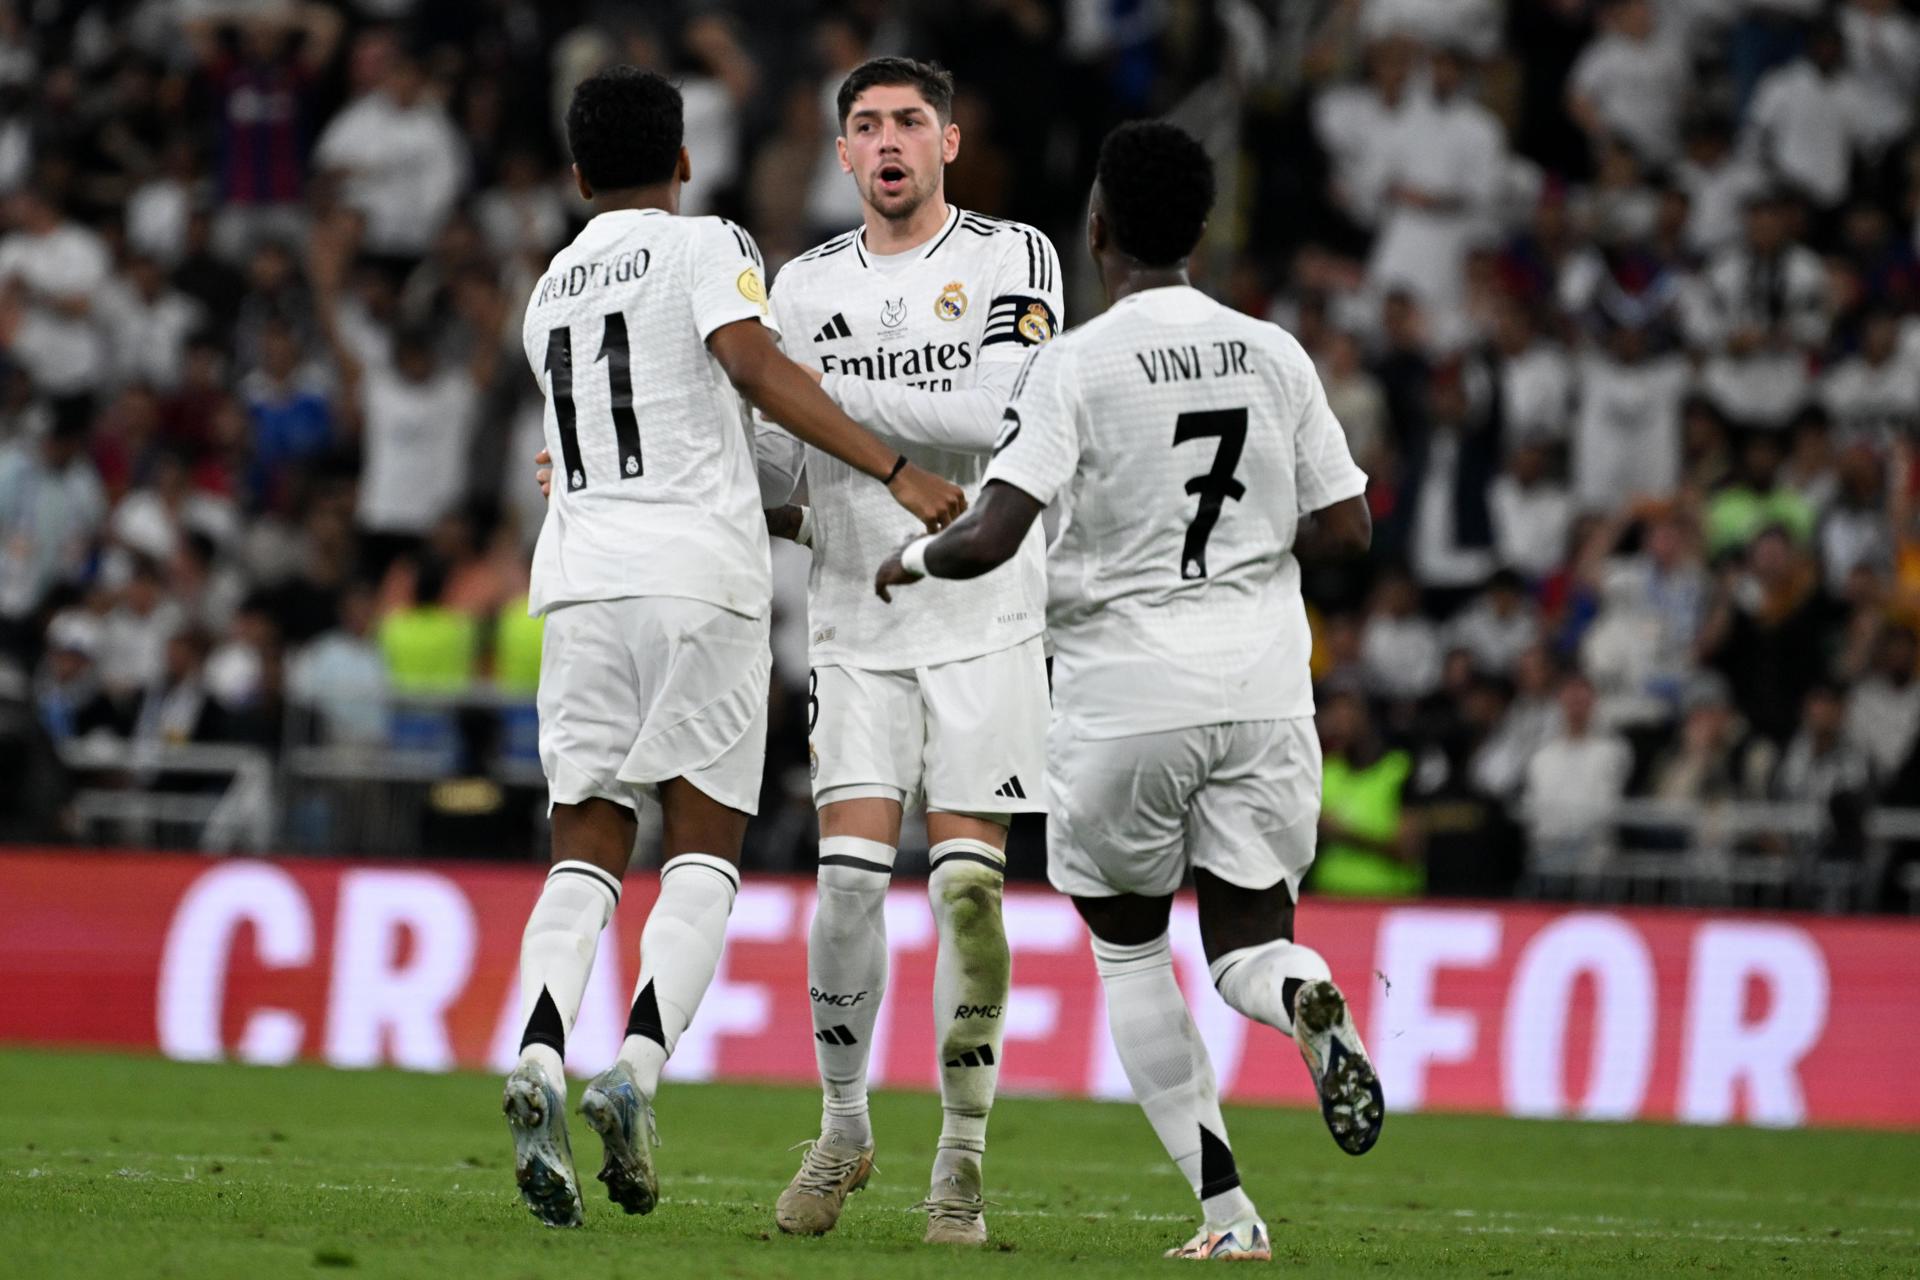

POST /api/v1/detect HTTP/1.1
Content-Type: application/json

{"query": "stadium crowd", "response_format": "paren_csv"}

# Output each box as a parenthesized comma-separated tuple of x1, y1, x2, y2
(1, 0, 1918, 907)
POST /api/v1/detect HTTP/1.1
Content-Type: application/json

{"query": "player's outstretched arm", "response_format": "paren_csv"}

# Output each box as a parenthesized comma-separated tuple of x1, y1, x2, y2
(820, 362, 1020, 454)
(874, 479, 1043, 602)
(1292, 493, 1371, 563)
(707, 318, 965, 531)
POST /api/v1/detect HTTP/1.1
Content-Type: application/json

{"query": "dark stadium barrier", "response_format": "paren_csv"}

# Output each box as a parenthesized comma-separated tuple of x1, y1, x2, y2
(1, 849, 1915, 1130)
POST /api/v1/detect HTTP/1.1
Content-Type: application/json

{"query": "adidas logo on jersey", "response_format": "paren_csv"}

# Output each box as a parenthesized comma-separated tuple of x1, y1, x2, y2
(944, 1044, 996, 1069)
(813, 313, 852, 343)
(992, 776, 1027, 800)
(816, 1025, 858, 1046)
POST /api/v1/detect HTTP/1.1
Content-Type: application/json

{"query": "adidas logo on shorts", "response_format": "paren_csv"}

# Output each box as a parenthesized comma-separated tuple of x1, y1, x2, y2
(992, 776, 1027, 800)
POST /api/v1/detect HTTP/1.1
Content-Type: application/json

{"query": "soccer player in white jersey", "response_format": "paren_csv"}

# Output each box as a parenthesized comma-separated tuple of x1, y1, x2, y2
(502, 66, 963, 1230)
(876, 121, 1386, 1262)
(753, 58, 1064, 1247)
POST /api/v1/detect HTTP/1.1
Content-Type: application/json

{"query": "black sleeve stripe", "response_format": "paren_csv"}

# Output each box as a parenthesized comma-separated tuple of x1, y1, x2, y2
(1023, 231, 1039, 289)
(1010, 349, 1041, 400)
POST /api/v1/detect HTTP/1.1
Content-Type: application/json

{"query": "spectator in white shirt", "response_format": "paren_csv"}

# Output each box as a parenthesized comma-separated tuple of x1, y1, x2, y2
(1447, 570, 1541, 674)
(1489, 437, 1575, 580)
(1822, 307, 1920, 447)
(0, 190, 109, 401)
(1569, 0, 1693, 168)
(0, 417, 107, 643)
(1318, 328, 1389, 472)
(474, 149, 569, 263)
(1571, 323, 1691, 511)
(1845, 625, 1920, 780)
(288, 581, 388, 747)
(1314, 35, 1418, 233)
(97, 256, 204, 392)
(1490, 297, 1573, 445)
(1743, 23, 1866, 214)
(1676, 114, 1768, 257)
(1364, 47, 1505, 318)
(1362, 0, 1502, 59)
(1686, 189, 1827, 429)
(1525, 673, 1633, 870)
(1838, 0, 1920, 155)
(1360, 568, 1445, 702)
(314, 43, 466, 263)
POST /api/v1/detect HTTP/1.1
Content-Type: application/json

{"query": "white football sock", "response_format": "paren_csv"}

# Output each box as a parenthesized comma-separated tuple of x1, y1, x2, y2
(809, 836, 896, 1149)
(1092, 933, 1258, 1231)
(514, 860, 620, 1089)
(1209, 938, 1332, 1036)
(928, 838, 1009, 1187)
(615, 854, 739, 1098)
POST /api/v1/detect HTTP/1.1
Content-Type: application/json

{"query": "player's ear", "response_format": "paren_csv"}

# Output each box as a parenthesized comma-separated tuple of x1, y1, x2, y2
(942, 119, 961, 165)
(571, 162, 592, 202)
(836, 133, 852, 175)
(677, 146, 692, 185)
(1087, 206, 1107, 257)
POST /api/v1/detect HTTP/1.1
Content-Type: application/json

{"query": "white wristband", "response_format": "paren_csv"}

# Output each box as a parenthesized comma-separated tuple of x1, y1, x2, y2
(794, 505, 814, 548)
(900, 534, 937, 579)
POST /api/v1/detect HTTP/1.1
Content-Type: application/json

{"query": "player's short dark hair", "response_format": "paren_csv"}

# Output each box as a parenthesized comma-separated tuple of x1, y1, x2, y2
(566, 65, 683, 191)
(836, 57, 954, 128)
(1096, 121, 1215, 267)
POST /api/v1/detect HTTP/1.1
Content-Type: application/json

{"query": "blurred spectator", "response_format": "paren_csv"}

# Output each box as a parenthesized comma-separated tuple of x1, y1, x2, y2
(1406, 359, 1499, 600)
(239, 317, 335, 511)
(1578, 506, 1708, 725)
(1676, 115, 1767, 258)
(1319, 328, 1388, 471)
(1525, 673, 1632, 868)
(1364, 47, 1505, 319)
(97, 255, 203, 392)
(1822, 306, 1920, 446)
(1489, 436, 1575, 580)
(1742, 21, 1863, 217)
(1648, 674, 1774, 805)
(1840, 1, 1920, 157)
(0, 189, 110, 403)
(1445, 569, 1539, 673)
(288, 580, 387, 746)
(1569, 0, 1690, 169)
(1844, 625, 1920, 779)
(0, 415, 107, 653)
(34, 611, 119, 741)
(1701, 526, 1829, 743)
(1817, 443, 1893, 590)
(1359, 568, 1442, 701)
(129, 627, 213, 747)
(475, 149, 569, 263)
(1707, 431, 1817, 556)
(314, 38, 465, 265)
(1489, 297, 1572, 446)
(1776, 682, 1875, 859)
(1311, 688, 1419, 898)
(1571, 323, 1689, 511)
(1686, 190, 1826, 430)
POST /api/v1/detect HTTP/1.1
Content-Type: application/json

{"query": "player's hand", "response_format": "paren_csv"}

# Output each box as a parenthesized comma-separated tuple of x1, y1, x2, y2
(886, 462, 965, 531)
(874, 544, 923, 603)
(535, 448, 553, 499)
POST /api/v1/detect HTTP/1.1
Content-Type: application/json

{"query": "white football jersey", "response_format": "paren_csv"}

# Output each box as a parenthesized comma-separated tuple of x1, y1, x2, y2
(985, 286, 1368, 740)
(767, 206, 1061, 670)
(523, 208, 776, 618)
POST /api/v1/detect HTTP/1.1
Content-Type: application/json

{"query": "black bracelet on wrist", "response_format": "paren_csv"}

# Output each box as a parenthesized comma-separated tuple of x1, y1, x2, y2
(884, 453, 909, 484)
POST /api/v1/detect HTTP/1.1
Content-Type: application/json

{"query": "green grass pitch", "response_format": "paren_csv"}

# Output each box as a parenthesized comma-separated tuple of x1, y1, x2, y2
(1, 1048, 1915, 1277)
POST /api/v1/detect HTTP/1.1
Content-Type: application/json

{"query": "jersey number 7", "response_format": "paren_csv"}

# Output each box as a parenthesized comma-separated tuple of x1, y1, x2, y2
(1172, 407, 1248, 580)
(544, 313, 642, 492)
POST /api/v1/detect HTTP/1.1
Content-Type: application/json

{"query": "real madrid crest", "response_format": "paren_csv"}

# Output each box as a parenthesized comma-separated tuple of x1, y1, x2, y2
(1018, 302, 1052, 344)
(935, 280, 968, 321)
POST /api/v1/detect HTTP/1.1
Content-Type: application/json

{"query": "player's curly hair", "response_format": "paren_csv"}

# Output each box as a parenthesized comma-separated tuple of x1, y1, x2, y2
(566, 65, 683, 191)
(1096, 121, 1215, 268)
(837, 56, 955, 127)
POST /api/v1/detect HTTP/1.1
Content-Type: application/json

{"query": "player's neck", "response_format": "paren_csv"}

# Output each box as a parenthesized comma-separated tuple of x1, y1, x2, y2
(1103, 260, 1190, 306)
(860, 194, 951, 257)
(591, 184, 678, 217)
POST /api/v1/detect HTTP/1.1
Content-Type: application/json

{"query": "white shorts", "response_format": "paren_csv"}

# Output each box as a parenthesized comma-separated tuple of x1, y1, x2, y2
(538, 596, 770, 816)
(1046, 717, 1321, 900)
(809, 636, 1049, 816)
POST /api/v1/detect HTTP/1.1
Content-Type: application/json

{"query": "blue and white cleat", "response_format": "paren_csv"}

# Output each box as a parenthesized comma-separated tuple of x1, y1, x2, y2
(580, 1061, 660, 1215)
(502, 1064, 585, 1227)
(1291, 978, 1385, 1156)
(1165, 1218, 1272, 1261)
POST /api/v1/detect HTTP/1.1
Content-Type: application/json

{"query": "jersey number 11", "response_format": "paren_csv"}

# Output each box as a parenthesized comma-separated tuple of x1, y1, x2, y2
(544, 313, 642, 492)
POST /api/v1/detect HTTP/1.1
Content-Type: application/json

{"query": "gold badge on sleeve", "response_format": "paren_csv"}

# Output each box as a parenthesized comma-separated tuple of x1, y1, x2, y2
(737, 267, 768, 313)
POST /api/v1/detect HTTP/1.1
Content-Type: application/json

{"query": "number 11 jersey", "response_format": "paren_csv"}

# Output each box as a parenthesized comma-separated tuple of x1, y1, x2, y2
(523, 208, 776, 619)
(983, 285, 1368, 740)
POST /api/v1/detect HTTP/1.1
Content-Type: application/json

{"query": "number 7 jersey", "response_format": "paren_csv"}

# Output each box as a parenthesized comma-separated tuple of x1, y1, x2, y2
(983, 285, 1368, 740)
(523, 208, 776, 619)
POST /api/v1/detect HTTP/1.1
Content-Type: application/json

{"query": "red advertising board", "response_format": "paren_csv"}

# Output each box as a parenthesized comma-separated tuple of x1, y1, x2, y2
(1, 850, 1915, 1129)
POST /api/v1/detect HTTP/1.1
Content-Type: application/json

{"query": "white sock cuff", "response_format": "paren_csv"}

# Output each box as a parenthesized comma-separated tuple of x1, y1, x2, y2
(1208, 938, 1331, 990)
(548, 859, 621, 906)
(928, 838, 1006, 877)
(660, 853, 741, 896)
(817, 835, 898, 876)
(1090, 931, 1173, 976)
